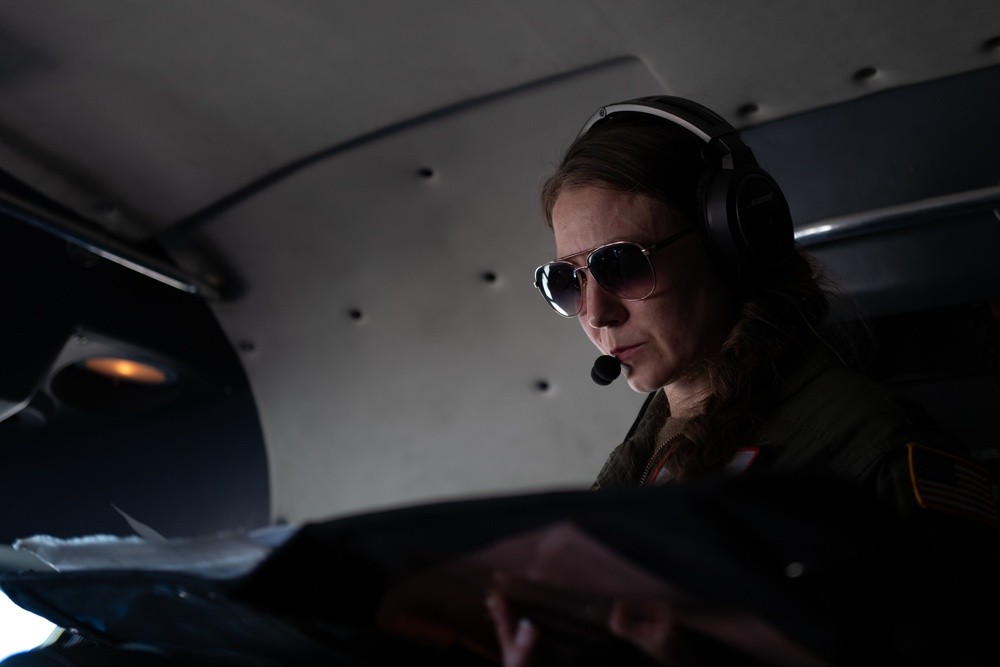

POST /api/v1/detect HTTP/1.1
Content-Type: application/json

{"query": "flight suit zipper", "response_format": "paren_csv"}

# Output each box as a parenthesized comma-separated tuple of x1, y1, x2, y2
(638, 432, 684, 487)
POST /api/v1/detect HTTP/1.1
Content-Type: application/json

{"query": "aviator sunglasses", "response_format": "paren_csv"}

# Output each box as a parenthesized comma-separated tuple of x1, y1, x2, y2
(534, 227, 696, 317)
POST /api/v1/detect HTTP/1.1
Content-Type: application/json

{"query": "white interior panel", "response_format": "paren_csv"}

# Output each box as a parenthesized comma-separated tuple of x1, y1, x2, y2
(176, 59, 660, 523)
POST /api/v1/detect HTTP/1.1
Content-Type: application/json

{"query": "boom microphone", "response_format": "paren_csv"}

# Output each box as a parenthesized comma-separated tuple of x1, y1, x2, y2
(591, 355, 622, 386)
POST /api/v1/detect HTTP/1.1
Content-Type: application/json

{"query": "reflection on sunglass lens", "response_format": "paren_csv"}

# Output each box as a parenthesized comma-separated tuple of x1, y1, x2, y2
(591, 244, 654, 299)
(538, 263, 581, 316)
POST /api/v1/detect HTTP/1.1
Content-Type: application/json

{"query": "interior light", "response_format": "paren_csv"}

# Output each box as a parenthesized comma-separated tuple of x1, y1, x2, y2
(82, 357, 171, 385)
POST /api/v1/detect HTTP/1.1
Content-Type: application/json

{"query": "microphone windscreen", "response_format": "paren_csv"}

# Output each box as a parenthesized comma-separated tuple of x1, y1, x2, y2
(591, 355, 622, 386)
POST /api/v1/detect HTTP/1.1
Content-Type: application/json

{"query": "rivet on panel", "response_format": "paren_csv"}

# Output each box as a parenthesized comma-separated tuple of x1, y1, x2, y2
(534, 380, 551, 393)
(853, 66, 879, 82)
(481, 270, 498, 284)
(239, 339, 255, 352)
(348, 308, 365, 322)
(982, 36, 1000, 53)
(785, 562, 805, 578)
(418, 167, 435, 179)
(736, 103, 759, 119)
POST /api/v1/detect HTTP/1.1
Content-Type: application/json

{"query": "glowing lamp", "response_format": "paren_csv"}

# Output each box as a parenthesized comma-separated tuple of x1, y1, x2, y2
(81, 357, 171, 385)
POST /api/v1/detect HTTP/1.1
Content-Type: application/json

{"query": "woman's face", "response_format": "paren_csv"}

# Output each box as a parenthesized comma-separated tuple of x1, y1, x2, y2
(551, 186, 736, 394)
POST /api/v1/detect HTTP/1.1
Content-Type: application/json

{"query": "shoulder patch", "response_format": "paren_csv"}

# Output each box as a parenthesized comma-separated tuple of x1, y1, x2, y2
(907, 443, 1000, 529)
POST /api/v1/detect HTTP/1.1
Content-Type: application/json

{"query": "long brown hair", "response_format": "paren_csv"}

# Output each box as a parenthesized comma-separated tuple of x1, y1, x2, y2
(543, 113, 865, 482)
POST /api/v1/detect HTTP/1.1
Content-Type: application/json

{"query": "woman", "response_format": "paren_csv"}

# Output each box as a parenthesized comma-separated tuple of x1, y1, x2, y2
(488, 96, 1000, 665)
(534, 95, 888, 490)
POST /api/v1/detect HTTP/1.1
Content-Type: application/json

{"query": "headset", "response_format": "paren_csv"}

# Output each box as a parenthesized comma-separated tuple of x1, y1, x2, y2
(577, 95, 794, 281)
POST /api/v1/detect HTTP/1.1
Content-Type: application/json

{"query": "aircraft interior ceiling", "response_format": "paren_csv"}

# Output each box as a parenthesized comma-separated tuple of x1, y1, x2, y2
(1, 1, 999, 539)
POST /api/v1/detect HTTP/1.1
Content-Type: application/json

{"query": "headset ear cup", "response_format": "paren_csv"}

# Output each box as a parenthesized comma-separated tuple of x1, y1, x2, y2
(701, 168, 741, 279)
(731, 168, 794, 270)
(702, 166, 794, 283)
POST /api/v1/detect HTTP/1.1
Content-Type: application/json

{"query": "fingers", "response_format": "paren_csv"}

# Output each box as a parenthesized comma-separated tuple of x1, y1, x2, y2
(486, 593, 539, 667)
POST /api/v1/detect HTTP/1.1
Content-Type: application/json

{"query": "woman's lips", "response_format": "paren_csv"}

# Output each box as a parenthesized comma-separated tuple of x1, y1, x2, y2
(611, 343, 643, 363)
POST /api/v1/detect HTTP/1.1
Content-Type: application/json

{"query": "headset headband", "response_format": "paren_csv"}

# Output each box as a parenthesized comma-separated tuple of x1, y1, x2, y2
(578, 96, 758, 170)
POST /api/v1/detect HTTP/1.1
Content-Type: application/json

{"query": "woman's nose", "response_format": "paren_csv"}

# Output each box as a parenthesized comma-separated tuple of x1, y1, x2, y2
(581, 271, 627, 328)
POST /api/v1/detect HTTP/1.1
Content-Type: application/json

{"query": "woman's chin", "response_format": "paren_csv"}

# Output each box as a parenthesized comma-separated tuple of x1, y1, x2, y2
(624, 371, 658, 394)
(624, 364, 676, 394)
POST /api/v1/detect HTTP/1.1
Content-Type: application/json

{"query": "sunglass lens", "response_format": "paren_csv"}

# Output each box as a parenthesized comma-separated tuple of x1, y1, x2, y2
(589, 244, 654, 299)
(537, 263, 581, 316)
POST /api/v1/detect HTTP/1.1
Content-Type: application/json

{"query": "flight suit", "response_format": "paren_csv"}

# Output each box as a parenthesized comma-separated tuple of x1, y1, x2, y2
(595, 354, 1000, 656)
